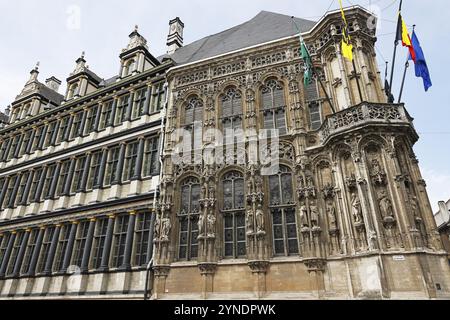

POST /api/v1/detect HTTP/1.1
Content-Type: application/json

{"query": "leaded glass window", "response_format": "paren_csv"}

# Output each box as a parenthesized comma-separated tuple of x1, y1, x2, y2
(91, 218, 108, 270)
(134, 212, 151, 266)
(178, 177, 201, 261)
(268, 166, 298, 256)
(111, 215, 129, 268)
(261, 79, 287, 135)
(37, 227, 55, 274)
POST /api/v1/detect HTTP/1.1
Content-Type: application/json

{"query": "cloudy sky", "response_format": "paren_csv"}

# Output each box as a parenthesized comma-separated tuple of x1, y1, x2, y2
(0, 0, 448, 211)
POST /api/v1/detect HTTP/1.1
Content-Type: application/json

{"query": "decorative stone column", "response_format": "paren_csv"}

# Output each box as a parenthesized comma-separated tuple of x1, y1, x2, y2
(304, 258, 327, 299)
(248, 261, 270, 299)
(98, 215, 115, 272)
(120, 211, 137, 271)
(61, 221, 78, 273)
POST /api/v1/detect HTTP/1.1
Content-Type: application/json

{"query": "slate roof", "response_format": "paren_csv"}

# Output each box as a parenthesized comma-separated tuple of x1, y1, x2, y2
(161, 11, 317, 65)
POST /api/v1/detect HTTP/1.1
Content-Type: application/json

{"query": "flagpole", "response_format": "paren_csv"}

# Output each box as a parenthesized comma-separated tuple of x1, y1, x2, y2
(398, 24, 415, 103)
(352, 53, 364, 103)
(388, 0, 403, 103)
(292, 18, 336, 114)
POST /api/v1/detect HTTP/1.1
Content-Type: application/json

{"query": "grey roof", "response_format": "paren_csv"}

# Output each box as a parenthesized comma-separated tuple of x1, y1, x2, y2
(0, 111, 8, 123)
(162, 11, 316, 65)
(36, 82, 65, 105)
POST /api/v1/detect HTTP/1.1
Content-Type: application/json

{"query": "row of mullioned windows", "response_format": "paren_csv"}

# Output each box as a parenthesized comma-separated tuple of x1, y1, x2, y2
(0, 136, 160, 211)
(0, 212, 152, 279)
(0, 83, 166, 163)
(178, 166, 298, 261)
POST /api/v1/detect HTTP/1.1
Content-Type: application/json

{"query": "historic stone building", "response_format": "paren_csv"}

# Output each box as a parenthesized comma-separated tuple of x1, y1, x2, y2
(0, 6, 449, 300)
(153, 8, 450, 300)
(0, 27, 168, 299)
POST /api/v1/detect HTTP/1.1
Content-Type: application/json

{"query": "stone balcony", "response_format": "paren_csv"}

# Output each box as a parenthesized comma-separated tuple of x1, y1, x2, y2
(319, 102, 416, 144)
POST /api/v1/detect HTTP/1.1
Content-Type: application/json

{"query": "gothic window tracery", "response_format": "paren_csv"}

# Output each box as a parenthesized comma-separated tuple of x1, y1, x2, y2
(268, 165, 299, 256)
(182, 96, 203, 157)
(220, 87, 243, 131)
(221, 171, 246, 258)
(261, 79, 287, 135)
(178, 177, 201, 261)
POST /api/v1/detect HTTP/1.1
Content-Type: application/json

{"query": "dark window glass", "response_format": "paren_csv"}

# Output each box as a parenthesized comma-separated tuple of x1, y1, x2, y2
(123, 142, 139, 181)
(21, 230, 38, 275)
(71, 222, 89, 268)
(53, 224, 71, 272)
(91, 218, 108, 270)
(71, 156, 87, 193)
(111, 215, 129, 268)
(309, 103, 322, 130)
(134, 213, 151, 266)
(106, 146, 120, 185)
(100, 100, 114, 129)
(151, 82, 165, 113)
(70, 112, 83, 139)
(143, 136, 160, 177)
(6, 231, 25, 276)
(87, 151, 102, 189)
(133, 88, 147, 119)
(0, 233, 11, 268)
(37, 227, 55, 274)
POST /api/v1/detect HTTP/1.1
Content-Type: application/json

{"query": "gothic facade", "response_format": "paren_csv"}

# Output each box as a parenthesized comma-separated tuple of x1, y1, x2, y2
(0, 6, 449, 300)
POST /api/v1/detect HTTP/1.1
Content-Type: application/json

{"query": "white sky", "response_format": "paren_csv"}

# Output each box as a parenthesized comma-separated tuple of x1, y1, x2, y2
(0, 0, 449, 212)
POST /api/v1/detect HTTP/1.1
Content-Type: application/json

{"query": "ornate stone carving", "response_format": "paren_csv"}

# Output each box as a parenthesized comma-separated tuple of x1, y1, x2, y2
(303, 259, 326, 272)
(206, 213, 216, 239)
(370, 159, 387, 186)
(299, 204, 309, 229)
(255, 205, 265, 235)
(351, 193, 363, 225)
(248, 261, 270, 274)
(198, 263, 218, 275)
(153, 266, 171, 277)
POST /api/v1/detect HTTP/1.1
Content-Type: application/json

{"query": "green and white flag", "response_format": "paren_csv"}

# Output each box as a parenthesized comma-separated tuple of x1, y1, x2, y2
(300, 40, 313, 86)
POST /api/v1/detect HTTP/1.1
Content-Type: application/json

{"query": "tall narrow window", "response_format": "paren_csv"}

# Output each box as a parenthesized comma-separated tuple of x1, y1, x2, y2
(261, 79, 287, 135)
(111, 215, 129, 268)
(15, 172, 30, 206)
(221, 87, 243, 132)
(0, 233, 11, 268)
(151, 82, 165, 113)
(85, 105, 99, 135)
(183, 96, 203, 158)
(269, 166, 298, 256)
(133, 88, 147, 119)
(6, 231, 25, 276)
(100, 100, 114, 129)
(87, 151, 103, 190)
(115, 94, 130, 125)
(91, 218, 108, 270)
(21, 230, 38, 275)
(309, 102, 322, 131)
(71, 222, 89, 268)
(36, 227, 55, 274)
(123, 141, 139, 182)
(134, 212, 151, 266)
(53, 224, 71, 272)
(20, 130, 32, 156)
(44, 121, 57, 148)
(57, 160, 71, 196)
(42, 164, 57, 200)
(222, 172, 246, 258)
(3, 175, 18, 209)
(8, 135, 21, 160)
(106, 146, 120, 185)
(67, 83, 79, 99)
(143, 136, 160, 177)
(178, 177, 200, 261)
(0, 138, 10, 160)
(57, 116, 69, 144)
(70, 112, 83, 139)
(71, 156, 87, 193)
(29, 168, 43, 203)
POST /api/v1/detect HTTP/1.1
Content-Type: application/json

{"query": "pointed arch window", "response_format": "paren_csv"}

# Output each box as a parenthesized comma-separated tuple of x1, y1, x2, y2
(178, 177, 201, 261)
(268, 166, 299, 256)
(222, 171, 246, 259)
(220, 87, 243, 131)
(261, 79, 287, 135)
(182, 96, 203, 157)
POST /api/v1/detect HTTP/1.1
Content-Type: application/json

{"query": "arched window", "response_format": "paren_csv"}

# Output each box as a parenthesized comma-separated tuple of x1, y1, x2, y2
(268, 166, 298, 256)
(67, 83, 79, 100)
(309, 102, 322, 131)
(123, 59, 136, 77)
(178, 177, 201, 261)
(261, 79, 287, 135)
(220, 87, 243, 131)
(222, 171, 246, 258)
(182, 96, 203, 158)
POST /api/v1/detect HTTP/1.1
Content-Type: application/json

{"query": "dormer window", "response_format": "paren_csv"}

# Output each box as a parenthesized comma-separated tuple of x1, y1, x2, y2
(123, 59, 136, 77)
(67, 83, 79, 100)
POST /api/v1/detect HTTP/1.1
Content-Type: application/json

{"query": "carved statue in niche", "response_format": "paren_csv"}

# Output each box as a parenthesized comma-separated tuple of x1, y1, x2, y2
(246, 209, 255, 235)
(198, 213, 206, 237)
(351, 193, 363, 224)
(378, 190, 395, 221)
(255, 204, 265, 234)
(206, 213, 216, 238)
(327, 202, 337, 230)
(161, 217, 172, 241)
(410, 196, 420, 221)
(370, 158, 387, 185)
(299, 204, 309, 228)
(310, 202, 320, 228)
(154, 213, 161, 240)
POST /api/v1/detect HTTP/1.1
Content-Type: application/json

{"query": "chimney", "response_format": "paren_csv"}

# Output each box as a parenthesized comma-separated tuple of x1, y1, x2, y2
(46, 76, 62, 92)
(167, 17, 184, 55)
